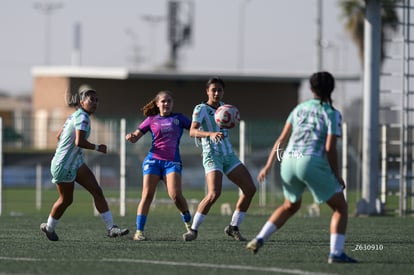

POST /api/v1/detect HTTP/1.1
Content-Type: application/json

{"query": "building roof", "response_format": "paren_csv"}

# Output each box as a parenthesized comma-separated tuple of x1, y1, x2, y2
(31, 66, 360, 83)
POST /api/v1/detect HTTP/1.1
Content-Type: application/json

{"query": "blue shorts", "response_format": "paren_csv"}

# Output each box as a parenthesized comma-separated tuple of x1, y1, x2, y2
(280, 155, 342, 203)
(202, 151, 241, 175)
(142, 156, 182, 178)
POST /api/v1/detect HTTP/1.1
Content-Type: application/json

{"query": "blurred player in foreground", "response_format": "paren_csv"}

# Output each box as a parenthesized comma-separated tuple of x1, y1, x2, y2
(247, 71, 357, 264)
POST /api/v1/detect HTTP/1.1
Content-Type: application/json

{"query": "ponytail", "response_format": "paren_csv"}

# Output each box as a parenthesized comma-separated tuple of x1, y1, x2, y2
(141, 90, 173, 117)
(310, 71, 335, 109)
(141, 99, 159, 116)
(66, 84, 95, 108)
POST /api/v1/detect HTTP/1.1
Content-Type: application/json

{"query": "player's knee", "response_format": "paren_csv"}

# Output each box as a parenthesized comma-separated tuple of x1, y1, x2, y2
(168, 193, 182, 204)
(206, 191, 221, 204)
(239, 179, 256, 197)
(60, 196, 73, 207)
(248, 183, 257, 196)
(92, 186, 104, 198)
(283, 200, 301, 213)
(335, 204, 348, 216)
(327, 193, 348, 215)
(142, 192, 156, 203)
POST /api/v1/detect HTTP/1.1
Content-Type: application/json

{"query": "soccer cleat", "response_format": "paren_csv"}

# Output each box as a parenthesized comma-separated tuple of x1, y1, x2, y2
(40, 223, 59, 241)
(183, 229, 198, 241)
(107, 225, 129, 238)
(224, 225, 247, 241)
(328, 252, 358, 264)
(133, 230, 147, 241)
(184, 222, 192, 232)
(246, 238, 264, 254)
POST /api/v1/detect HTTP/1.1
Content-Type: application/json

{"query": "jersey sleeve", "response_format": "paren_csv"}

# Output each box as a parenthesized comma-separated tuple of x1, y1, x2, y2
(327, 109, 342, 137)
(192, 104, 204, 124)
(74, 111, 90, 132)
(179, 114, 192, 130)
(286, 107, 295, 124)
(138, 117, 151, 134)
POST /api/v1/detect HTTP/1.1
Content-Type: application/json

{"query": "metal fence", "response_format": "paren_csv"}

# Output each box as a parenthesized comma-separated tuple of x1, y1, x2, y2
(1, 115, 286, 190)
(1, 115, 411, 216)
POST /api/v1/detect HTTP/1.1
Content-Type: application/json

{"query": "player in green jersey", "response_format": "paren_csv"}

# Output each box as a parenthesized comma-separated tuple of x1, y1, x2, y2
(183, 77, 256, 242)
(247, 71, 357, 264)
(40, 87, 129, 241)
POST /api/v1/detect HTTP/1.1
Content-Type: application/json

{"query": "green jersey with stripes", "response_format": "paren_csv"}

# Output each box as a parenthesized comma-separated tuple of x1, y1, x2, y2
(51, 108, 91, 171)
(192, 102, 234, 156)
(284, 99, 342, 158)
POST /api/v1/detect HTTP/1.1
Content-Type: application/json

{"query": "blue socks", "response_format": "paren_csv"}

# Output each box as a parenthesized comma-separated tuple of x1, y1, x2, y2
(181, 211, 191, 223)
(136, 215, 147, 231)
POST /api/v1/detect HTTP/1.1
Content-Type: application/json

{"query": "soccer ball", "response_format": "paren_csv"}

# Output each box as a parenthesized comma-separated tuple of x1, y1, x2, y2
(214, 104, 240, 129)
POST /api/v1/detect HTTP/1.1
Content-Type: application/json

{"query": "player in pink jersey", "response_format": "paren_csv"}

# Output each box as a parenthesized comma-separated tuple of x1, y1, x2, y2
(126, 91, 192, 241)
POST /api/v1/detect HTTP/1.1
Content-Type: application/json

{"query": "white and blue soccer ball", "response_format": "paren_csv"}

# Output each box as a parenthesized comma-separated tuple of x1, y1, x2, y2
(214, 104, 240, 129)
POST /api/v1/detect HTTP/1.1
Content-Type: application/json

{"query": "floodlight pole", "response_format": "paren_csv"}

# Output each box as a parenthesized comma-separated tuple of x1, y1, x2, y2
(316, 0, 323, 71)
(141, 14, 164, 70)
(125, 28, 143, 69)
(238, 0, 250, 71)
(34, 1, 63, 65)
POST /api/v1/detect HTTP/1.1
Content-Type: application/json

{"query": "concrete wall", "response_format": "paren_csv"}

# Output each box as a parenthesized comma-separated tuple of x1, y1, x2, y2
(33, 75, 300, 149)
(67, 77, 299, 120)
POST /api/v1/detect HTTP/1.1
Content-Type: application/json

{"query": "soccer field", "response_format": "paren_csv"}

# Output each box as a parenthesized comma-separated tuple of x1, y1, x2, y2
(0, 189, 413, 275)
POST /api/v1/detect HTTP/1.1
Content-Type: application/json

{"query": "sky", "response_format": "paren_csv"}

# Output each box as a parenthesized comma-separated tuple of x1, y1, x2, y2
(0, 0, 362, 98)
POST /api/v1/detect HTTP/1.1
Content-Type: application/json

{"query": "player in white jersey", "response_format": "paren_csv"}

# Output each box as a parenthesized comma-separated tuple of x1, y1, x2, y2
(247, 72, 357, 264)
(183, 77, 256, 242)
(40, 87, 129, 241)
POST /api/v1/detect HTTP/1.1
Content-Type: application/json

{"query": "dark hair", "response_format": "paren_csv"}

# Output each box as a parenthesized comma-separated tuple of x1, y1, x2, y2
(67, 85, 96, 107)
(141, 90, 173, 117)
(309, 71, 335, 108)
(206, 77, 225, 89)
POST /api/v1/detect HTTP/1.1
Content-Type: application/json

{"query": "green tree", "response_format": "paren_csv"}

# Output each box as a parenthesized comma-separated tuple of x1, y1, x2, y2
(339, 0, 400, 66)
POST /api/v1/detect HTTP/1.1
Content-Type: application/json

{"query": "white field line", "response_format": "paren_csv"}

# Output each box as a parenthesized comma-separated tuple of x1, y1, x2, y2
(103, 258, 337, 275)
(0, 256, 337, 275)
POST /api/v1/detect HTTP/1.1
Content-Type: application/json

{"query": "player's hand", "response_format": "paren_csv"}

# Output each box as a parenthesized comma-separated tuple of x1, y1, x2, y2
(96, 144, 107, 154)
(210, 132, 224, 143)
(126, 133, 139, 143)
(257, 167, 268, 183)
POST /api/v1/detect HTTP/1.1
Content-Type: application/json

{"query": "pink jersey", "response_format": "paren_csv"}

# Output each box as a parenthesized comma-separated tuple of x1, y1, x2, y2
(138, 113, 191, 161)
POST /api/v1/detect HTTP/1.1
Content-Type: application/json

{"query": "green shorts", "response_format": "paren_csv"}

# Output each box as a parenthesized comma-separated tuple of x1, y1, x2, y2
(50, 158, 84, 184)
(202, 151, 241, 175)
(280, 155, 342, 203)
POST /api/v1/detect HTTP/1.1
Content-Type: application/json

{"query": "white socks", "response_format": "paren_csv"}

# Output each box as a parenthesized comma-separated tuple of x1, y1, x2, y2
(191, 210, 246, 231)
(230, 210, 246, 227)
(330, 233, 345, 255)
(100, 211, 114, 230)
(191, 212, 205, 231)
(46, 215, 59, 231)
(256, 221, 277, 241)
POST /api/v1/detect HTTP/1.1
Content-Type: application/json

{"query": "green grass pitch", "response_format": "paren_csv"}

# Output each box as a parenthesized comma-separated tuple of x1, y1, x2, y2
(0, 188, 413, 275)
